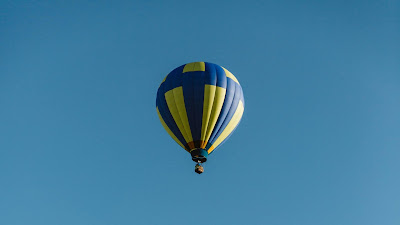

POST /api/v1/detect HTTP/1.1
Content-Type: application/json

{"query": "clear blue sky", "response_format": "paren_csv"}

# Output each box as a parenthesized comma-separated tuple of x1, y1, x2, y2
(1, 0, 399, 224)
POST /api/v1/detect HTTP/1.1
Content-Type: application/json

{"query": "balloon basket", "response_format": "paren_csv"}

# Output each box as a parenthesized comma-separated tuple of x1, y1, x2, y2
(195, 163, 204, 174)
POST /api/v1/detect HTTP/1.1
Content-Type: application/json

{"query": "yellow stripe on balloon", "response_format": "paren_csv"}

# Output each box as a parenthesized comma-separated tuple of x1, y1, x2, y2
(156, 107, 187, 151)
(202, 85, 226, 148)
(165, 87, 194, 148)
(222, 67, 240, 85)
(200, 84, 216, 145)
(183, 62, 205, 73)
(207, 100, 244, 154)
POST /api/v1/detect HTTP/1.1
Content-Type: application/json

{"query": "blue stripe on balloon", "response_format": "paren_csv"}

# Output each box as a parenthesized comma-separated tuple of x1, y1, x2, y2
(208, 79, 242, 146)
(214, 63, 227, 88)
(204, 63, 217, 86)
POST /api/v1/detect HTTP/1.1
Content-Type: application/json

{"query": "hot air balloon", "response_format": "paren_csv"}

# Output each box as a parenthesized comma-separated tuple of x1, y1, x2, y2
(156, 62, 244, 174)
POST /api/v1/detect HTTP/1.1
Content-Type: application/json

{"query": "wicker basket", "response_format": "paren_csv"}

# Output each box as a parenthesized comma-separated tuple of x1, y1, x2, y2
(195, 165, 204, 174)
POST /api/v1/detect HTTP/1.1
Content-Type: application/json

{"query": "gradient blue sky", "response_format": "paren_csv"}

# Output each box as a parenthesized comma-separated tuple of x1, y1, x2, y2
(1, 1, 399, 225)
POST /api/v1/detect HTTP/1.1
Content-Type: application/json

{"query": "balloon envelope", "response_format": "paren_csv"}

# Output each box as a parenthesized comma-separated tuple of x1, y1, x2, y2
(156, 62, 244, 162)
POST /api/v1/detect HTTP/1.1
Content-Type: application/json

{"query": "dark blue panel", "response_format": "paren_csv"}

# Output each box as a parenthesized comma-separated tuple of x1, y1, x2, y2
(164, 65, 184, 92)
(192, 72, 205, 147)
(182, 71, 205, 147)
